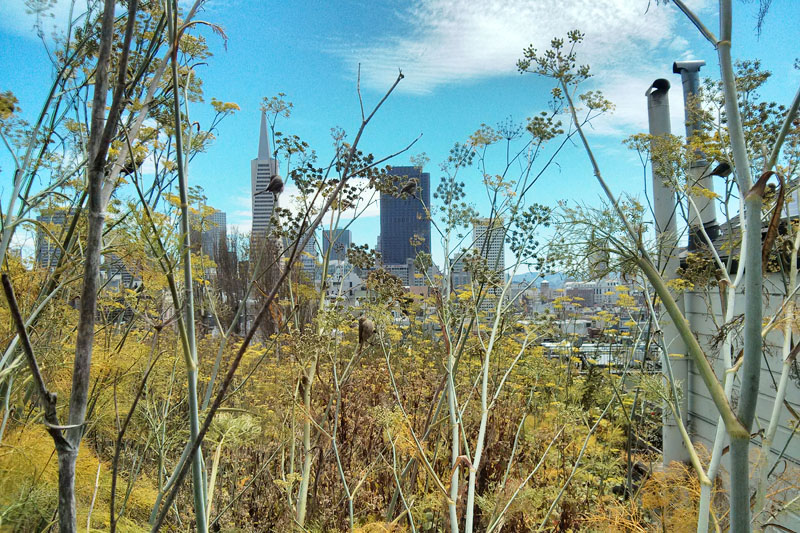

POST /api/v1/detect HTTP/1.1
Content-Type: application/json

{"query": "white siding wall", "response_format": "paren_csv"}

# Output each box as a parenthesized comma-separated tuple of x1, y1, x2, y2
(685, 276, 799, 529)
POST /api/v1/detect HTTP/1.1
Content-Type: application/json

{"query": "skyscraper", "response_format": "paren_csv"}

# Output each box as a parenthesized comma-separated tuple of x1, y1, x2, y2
(35, 209, 69, 268)
(379, 166, 431, 265)
(200, 209, 227, 261)
(299, 233, 318, 279)
(473, 217, 505, 273)
(102, 253, 138, 291)
(473, 217, 506, 313)
(450, 254, 470, 291)
(323, 228, 352, 262)
(251, 111, 277, 239)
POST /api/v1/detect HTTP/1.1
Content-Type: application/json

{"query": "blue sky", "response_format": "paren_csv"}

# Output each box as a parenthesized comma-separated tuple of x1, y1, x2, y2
(1, 0, 798, 266)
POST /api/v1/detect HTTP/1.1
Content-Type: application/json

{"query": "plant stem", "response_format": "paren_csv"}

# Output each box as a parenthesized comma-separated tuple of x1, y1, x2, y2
(167, 0, 207, 528)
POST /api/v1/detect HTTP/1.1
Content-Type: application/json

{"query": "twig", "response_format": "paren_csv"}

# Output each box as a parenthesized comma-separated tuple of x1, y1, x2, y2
(86, 459, 102, 532)
(1, 273, 68, 448)
(110, 330, 165, 532)
(671, 0, 718, 46)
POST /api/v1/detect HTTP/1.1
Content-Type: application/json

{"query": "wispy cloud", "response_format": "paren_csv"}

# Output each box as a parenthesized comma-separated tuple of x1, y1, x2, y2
(282, 177, 381, 223)
(587, 68, 691, 137)
(226, 188, 253, 234)
(0, 0, 226, 41)
(0, 0, 79, 40)
(334, 0, 712, 133)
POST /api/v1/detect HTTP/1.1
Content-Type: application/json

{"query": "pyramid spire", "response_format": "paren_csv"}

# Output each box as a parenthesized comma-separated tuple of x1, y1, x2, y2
(258, 109, 270, 160)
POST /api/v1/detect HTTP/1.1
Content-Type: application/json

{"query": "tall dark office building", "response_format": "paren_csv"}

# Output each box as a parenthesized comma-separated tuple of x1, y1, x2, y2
(379, 166, 431, 265)
(323, 228, 352, 262)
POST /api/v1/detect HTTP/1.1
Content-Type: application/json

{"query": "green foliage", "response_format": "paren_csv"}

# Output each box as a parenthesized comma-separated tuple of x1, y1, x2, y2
(0, 478, 56, 532)
(0, 90, 19, 120)
(552, 198, 648, 279)
(0, 424, 158, 531)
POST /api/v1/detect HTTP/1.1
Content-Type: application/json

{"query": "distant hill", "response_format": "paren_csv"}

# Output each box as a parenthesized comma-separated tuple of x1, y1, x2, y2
(510, 271, 566, 289)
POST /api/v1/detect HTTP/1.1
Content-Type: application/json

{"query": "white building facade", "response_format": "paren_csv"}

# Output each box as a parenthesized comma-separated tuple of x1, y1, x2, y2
(473, 217, 505, 313)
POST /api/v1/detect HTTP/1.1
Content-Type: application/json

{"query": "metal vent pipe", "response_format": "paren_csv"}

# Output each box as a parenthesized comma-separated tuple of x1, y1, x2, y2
(646, 78, 678, 262)
(674, 60, 719, 250)
(646, 78, 690, 466)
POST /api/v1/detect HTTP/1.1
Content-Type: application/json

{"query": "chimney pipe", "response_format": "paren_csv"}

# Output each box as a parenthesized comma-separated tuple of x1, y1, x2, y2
(673, 60, 719, 250)
(646, 78, 677, 261)
(647, 78, 690, 467)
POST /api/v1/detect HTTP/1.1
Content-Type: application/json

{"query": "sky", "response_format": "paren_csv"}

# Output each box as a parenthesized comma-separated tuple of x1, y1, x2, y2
(1, 0, 798, 268)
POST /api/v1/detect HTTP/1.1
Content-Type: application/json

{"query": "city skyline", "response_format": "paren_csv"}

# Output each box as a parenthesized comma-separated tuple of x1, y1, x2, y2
(0, 4, 796, 530)
(13, 1, 798, 277)
(3, 2, 797, 271)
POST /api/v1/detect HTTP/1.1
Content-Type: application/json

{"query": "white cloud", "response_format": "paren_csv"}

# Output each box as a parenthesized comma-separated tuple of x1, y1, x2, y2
(226, 188, 253, 234)
(669, 35, 691, 52)
(0, 0, 85, 40)
(334, 0, 713, 133)
(224, 177, 380, 239)
(281, 177, 381, 223)
(586, 69, 691, 137)
(0, 0, 224, 41)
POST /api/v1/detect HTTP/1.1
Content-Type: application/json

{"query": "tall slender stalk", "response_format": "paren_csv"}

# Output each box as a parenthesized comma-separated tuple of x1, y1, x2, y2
(293, 72, 413, 526)
(696, 202, 746, 533)
(463, 226, 539, 532)
(753, 193, 800, 519)
(446, 334, 460, 533)
(56, 2, 138, 530)
(714, 3, 761, 530)
(166, 0, 207, 528)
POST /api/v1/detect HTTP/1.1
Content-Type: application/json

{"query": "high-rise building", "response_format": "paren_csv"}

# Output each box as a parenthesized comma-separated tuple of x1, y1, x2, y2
(200, 209, 227, 261)
(35, 209, 70, 268)
(473, 217, 506, 313)
(299, 234, 318, 279)
(251, 111, 277, 239)
(323, 228, 351, 262)
(379, 166, 431, 265)
(540, 279, 552, 301)
(450, 254, 470, 291)
(473, 218, 505, 273)
(102, 253, 138, 291)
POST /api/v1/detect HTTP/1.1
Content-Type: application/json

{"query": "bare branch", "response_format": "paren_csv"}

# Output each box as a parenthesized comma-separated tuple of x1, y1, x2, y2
(1, 273, 67, 447)
(671, 0, 719, 46)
